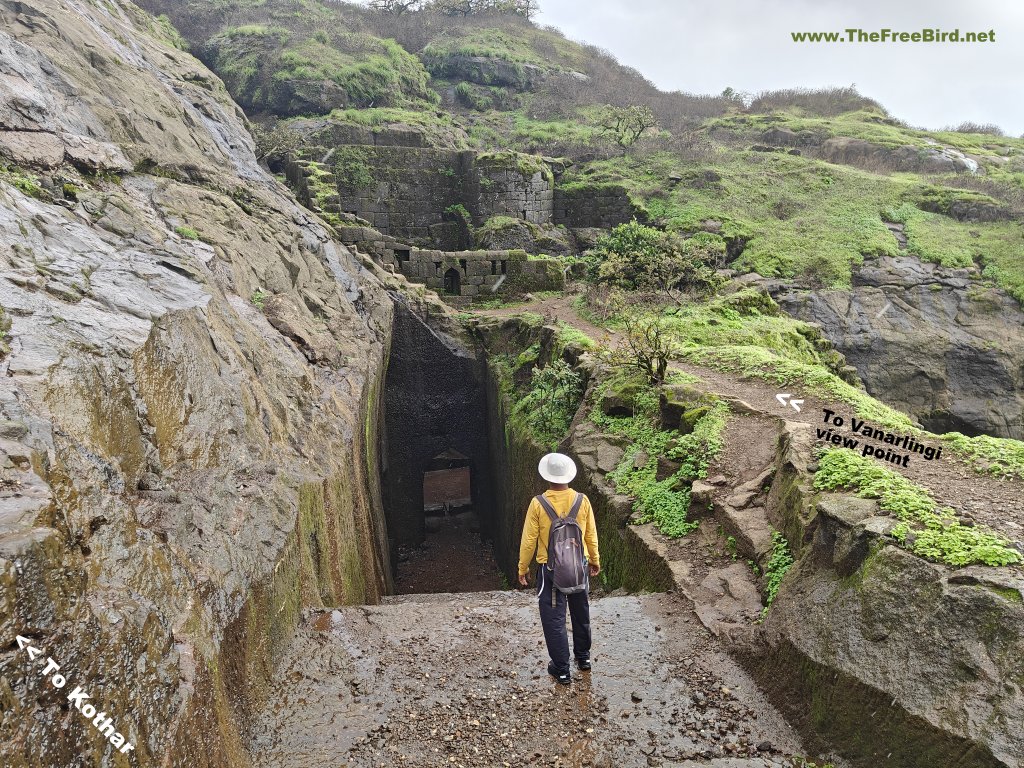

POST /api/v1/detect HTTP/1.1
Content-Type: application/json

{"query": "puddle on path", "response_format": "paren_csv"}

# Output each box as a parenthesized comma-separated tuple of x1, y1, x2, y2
(248, 591, 812, 767)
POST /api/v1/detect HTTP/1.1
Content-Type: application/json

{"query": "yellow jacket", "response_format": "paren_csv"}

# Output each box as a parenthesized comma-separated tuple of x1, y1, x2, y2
(518, 488, 600, 576)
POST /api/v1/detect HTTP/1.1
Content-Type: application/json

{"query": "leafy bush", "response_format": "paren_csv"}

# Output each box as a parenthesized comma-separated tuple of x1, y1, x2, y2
(175, 225, 199, 240)
(512, 359, 584, 449)
(584, 220, 719, 298)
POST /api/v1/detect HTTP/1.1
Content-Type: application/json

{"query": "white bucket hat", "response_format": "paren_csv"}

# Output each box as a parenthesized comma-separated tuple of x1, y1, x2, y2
(538, 453, 577, 484)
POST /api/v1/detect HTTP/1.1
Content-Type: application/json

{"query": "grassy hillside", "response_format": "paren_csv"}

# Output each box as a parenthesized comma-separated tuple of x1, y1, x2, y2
(141, 0, 1024, 303)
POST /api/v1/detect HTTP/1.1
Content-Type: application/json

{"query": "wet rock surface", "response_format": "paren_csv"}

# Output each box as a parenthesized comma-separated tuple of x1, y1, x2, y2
(0, 1, 393, 765)
(250, 591, 810, 768)
(767, 255, 1024, 439)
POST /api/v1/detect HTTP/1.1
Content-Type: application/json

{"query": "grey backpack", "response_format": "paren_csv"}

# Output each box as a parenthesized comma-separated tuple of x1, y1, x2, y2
(536, 493, 588, 606)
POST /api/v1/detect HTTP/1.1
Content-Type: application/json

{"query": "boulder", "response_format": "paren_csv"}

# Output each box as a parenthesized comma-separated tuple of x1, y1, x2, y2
(770, 255, 1024, 439)
(744, 500, 1024, 768)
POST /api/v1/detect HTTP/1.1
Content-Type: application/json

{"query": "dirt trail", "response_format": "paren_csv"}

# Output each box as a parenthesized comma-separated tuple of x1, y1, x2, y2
(675, 361, 1024, 546)
(470, 293, 1024, 548)
(248, 590, 814, 768)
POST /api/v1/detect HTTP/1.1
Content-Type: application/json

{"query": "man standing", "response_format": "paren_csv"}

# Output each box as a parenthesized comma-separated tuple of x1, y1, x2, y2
(518, 453, 601, 685)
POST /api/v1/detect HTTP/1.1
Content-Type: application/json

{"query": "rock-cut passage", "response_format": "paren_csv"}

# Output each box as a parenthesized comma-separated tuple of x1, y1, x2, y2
(379, 298, 504, 593)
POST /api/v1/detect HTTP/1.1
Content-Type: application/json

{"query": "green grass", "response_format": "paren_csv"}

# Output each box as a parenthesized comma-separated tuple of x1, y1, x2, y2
(655, 291, 846, 373)
(942, 432, 1024, 480)
(1, 165, 45, 199)
(421, 24, 586, 70)
(680, 343, 917, 432)
(322, 107, 463, 148)
(209, 26, 435, 113)
(761, 530, 794, 616)
(592, 378, 729, 538)
(681, 339, 1024, 483)
(814, 448, 1020, 567)
(555, 322, 596, 353)
(561, 138, 1024, 301)
(467, 111, 599, 152)
(175, 225, 200, 240)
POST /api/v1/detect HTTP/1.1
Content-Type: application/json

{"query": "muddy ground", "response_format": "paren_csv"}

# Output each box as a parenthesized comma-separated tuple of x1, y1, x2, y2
(247, 588, 834, 768)
(396, 513, 506, 594)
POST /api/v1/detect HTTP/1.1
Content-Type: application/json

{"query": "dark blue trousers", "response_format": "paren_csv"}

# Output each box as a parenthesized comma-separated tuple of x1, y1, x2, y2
(536, 565, 591, 674)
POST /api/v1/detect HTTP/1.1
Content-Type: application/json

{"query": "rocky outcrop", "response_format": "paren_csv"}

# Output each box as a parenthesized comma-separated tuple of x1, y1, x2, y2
(0, 1, 395, 766)
(816, 137, 980, 174)
(768, 256, 1024, 439)
(423, 53, 548, 91)
(747, 500, 1024, 768)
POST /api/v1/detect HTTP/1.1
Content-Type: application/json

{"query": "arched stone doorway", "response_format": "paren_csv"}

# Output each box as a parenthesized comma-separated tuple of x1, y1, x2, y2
(443, 267, 461, 295)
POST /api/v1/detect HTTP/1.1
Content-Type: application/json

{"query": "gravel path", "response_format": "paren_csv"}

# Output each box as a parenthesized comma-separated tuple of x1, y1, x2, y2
(248, 591, 816, 768)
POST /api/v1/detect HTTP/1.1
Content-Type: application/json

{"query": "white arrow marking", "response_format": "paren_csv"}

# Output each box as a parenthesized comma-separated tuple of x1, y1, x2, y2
(17, 635, 41, 659)
(790, 399, 804, 412)
(776, 393, 791, 406)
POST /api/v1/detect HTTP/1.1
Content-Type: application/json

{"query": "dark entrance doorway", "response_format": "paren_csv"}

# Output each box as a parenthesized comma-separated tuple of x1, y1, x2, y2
(396, 450, 501, 594)
(380, 300, 502, 595)
(443, 267, 461, 295)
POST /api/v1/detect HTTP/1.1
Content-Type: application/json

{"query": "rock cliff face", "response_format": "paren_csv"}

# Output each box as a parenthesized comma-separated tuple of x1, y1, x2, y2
(768, 255, 1024, 439)
(0, 1, 394, 765)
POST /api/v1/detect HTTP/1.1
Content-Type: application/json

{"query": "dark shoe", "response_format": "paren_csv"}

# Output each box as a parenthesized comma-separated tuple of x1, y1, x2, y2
(575, 657, 591, 671)
(547, 662, 571, 685)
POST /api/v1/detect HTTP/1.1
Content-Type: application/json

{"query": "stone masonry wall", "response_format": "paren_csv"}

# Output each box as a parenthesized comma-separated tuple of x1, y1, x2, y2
(471, 154, 554, 225)
(336, 225, 564, 297)
(553, 182, 646, 228)
(335, 145, 473, 240)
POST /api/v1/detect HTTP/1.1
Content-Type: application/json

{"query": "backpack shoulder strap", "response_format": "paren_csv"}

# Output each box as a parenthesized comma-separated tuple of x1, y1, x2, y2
(567, 492, 585, 521)
(535, 494, 558, 522)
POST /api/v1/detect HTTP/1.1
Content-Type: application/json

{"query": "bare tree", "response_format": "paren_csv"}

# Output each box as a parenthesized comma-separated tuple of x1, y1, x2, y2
(368, 0, 424, 14)
(431, 0, 477, 15)
(609, 314, 678, 386)
(598, 104, 658, 152)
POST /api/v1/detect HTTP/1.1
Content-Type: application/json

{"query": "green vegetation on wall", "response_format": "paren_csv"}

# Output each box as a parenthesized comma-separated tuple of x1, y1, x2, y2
(592, 377, 729, 537)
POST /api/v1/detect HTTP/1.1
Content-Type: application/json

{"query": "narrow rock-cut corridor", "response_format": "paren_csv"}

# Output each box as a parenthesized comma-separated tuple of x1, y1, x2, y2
(247, 591, 810, 768)
(395, 512, 505, 594)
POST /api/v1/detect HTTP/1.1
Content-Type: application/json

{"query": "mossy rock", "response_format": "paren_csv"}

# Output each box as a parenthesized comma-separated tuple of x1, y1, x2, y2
(599, 378, 646, 417)
(658, 383, 706, 430)
(680, 406, 711, 435)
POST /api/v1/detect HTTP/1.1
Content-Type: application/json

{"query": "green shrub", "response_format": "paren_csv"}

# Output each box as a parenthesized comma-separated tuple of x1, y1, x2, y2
(512, 359, 584, 449)
(585, 220, 719, 297)
(761, 530, 794, 616)
(175, 225, 199, 240)
(250, 288, 268, 310)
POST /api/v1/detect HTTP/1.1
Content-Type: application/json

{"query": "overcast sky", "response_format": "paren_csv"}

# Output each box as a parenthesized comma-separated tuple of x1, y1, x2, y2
(535, 0, 1024, 135)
